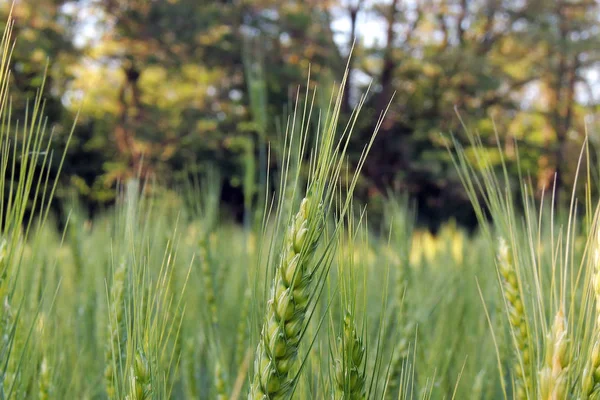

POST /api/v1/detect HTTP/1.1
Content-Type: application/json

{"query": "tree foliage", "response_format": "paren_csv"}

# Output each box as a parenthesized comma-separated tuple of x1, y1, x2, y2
(3, 0, 600, 225)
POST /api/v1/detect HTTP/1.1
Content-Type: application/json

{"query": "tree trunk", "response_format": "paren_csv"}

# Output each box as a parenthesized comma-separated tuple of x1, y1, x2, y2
(342, 4, 360, 114)
(114, 63, 142, 177)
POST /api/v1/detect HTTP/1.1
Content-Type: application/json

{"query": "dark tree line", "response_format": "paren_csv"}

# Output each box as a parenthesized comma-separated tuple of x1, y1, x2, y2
(2, 0, 600, 226)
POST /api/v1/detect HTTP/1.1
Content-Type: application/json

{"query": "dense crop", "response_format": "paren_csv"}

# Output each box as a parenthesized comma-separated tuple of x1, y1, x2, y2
(3, 12, 600, 400)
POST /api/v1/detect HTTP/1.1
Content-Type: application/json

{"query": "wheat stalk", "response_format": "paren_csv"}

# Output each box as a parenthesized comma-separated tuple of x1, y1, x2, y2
(249, 195, 324, 399)
(387, 258, 414, 397)
(182, 336, 199, 398)
(0, 237, 14, 397)
(199, 235, 218, 327)
(105, 261, 127, 399)
(236, 287, 252, 366)
(472, 370, 485, 400)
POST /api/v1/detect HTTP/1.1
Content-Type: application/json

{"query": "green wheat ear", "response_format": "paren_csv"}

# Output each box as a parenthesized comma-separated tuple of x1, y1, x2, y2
(333, 311, 366, 400)
(249, 67, 386, 399)
(249, 195, 324, 399)
(125, 348, 151, 400)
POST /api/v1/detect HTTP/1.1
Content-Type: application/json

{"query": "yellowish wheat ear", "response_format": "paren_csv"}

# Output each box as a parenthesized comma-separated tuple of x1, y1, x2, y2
(497, 237, 531, 400)
(215, 360, 227, 400)
(38, 356, 50, 400)
(539, 307, 568, 400)
(582, 226, 600, 398)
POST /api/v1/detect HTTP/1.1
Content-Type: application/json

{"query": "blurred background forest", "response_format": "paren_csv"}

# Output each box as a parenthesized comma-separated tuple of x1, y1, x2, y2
(4, 0, 600, 229)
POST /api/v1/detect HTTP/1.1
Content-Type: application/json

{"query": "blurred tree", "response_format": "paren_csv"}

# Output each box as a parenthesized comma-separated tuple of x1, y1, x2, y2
(65, 0, 346, 210)
(72, 0, 247, 185)
(3, 0, 600, 226)
(347, 0, 600, 224)
(0, 0, 79, 122)
(509, 0, 599, 202)
(0, 0, 81, 221)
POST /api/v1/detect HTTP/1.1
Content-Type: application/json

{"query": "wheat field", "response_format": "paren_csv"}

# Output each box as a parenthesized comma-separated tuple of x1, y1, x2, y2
(2, 11, 600, 400)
